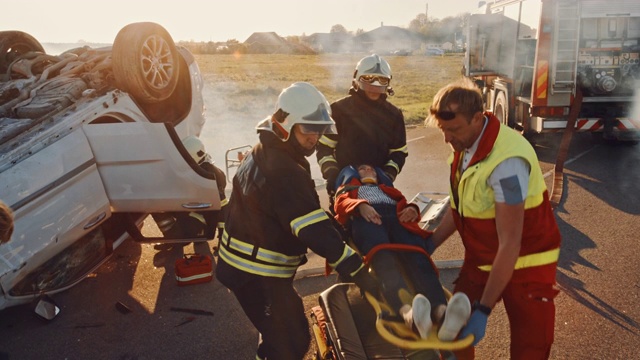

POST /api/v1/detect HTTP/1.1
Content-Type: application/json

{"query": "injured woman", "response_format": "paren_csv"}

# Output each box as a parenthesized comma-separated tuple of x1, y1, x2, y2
(333, 164, 471, 341)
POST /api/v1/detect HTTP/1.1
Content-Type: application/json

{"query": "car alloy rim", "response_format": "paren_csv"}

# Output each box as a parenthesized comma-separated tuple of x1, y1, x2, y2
(140, 34, 175, 90)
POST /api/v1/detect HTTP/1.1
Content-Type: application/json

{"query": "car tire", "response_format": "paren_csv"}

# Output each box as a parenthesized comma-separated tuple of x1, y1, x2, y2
(112, 22, 179, 104)
(0, 31, 45, 76)
(494, 91, 510, 126)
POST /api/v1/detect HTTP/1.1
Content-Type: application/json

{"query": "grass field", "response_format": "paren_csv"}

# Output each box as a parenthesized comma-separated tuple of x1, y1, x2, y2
(195, 53, 465, 125)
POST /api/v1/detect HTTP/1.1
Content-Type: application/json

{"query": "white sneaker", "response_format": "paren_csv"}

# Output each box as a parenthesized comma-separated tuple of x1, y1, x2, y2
(411, 294, 432, 339)
(438, 292, 471, 341)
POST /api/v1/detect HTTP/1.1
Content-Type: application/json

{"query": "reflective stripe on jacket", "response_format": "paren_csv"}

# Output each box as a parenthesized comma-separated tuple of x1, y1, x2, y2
(217, 131, 363, 285)
(219, 230, 305, 278)
(448, 114, 561, 283)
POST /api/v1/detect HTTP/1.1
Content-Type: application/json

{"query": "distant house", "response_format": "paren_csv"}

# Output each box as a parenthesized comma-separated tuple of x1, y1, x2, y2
(441, 42, 454, 51)
(355, 25, 425, 54)
(244, 32, 315, 54)
(302, 32, 354, 53)
(244, 32, 290, 54)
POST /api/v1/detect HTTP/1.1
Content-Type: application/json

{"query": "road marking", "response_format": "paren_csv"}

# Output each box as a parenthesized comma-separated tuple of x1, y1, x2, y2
(543, 145, 600, 178)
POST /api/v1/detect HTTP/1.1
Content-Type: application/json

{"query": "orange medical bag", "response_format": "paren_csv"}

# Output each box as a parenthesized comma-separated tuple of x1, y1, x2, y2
(175, 254, 213, 286)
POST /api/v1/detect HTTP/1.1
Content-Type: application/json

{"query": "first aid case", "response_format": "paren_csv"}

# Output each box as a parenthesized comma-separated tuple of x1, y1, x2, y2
(175, 254, 213, 286)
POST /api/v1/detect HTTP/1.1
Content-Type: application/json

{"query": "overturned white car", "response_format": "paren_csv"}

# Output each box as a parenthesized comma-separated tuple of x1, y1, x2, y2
(0, 22, 220, 311)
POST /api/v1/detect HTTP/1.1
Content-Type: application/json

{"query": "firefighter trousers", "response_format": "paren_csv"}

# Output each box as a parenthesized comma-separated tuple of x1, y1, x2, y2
(232, 274, 310, 360)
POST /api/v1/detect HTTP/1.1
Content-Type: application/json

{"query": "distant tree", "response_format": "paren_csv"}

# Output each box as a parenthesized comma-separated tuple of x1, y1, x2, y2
(330, 24, 348, 34)
(355, 28, 364, 36)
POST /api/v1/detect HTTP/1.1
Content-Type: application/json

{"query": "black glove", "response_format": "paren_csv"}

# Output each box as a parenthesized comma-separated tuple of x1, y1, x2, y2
(325, 168, 339, 194)
(351, 268, 380, 296)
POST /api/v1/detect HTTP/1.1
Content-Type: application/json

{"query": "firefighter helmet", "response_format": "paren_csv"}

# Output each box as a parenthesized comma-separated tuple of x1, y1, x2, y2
(182, 135, 206, 164)
(256, 82, 336, 141)
(353, 54, 392, 94)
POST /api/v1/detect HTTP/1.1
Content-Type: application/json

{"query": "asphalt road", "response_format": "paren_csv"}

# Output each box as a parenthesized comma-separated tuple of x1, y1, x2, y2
(0, 127, 638, 359)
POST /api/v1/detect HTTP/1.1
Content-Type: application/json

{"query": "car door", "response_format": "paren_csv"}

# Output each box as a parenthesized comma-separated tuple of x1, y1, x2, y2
(0, 129, 112, 306)
(82, 122, 220, 213)
(82, 122, 221, 244)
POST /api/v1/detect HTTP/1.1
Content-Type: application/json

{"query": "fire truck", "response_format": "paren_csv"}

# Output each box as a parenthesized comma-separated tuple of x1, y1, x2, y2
(465, 0, 640, 140)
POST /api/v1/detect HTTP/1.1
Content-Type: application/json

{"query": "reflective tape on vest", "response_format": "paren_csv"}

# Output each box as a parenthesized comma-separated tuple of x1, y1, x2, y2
(478, 248, 560, 272)
(222, 231, 304, 266)
(328, 245, 357, 270)
(219, 245, 299, 278)
(384, 160, 400, 173)
(318, 155, 337, 168)
(319, 135, 337, 148)
(389, 144, 408, 155)
(291, 209, 329, 237)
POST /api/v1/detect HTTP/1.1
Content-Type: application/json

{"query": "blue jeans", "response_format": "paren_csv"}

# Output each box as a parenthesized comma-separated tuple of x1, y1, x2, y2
(350, 203, 447, 313)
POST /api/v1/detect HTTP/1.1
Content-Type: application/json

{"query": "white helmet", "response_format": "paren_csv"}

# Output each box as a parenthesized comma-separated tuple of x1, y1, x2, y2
(353, 54, 392, 94)
(182, 135, 206, 164)
(256, 82, 337, 141)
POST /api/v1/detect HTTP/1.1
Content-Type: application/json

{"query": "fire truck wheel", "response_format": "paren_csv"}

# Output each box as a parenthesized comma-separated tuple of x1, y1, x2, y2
(494, 91, 509, 126)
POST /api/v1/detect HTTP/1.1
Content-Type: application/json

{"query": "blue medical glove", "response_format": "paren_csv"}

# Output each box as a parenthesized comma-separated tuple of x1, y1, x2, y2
(459, 309, 489, 346)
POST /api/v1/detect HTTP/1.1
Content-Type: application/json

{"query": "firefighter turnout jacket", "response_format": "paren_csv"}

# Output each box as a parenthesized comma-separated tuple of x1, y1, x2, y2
(449, 113, 561, 284)
(316, 89, 408, 191)
(216, 130, 365, 288)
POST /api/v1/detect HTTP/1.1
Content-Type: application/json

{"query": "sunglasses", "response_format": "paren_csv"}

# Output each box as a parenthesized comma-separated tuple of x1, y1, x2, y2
(359, 75, 390, 86)
(429, 108, 458, 120)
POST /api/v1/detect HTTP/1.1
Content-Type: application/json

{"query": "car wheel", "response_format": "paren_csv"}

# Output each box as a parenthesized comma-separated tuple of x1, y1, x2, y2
(112, 22, 179, 104)
(494, 91, 510, 126)
(0, 31, 45, 76)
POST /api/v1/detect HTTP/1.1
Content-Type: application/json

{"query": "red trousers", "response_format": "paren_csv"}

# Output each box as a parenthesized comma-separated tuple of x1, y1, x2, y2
(453, 270, 559, 360)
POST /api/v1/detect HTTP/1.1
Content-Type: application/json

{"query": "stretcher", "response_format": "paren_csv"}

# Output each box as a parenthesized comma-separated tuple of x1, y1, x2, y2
(311, 192, 472, 359)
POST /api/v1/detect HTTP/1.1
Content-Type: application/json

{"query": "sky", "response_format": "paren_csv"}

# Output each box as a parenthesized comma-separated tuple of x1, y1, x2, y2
(2, 0, 481, 44)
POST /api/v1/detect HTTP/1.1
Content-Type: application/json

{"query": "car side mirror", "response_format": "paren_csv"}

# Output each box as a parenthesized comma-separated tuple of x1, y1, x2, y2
(33, 294, 60, 321)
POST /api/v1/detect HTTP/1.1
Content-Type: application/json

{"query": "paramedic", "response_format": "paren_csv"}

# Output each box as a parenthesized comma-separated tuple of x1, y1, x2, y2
(334, 164, 470, 341)
(0, 200, 13, 244)
(215, 82, 379, 360)
(427, 78, 561, 359)
(316, 54, 407, 209)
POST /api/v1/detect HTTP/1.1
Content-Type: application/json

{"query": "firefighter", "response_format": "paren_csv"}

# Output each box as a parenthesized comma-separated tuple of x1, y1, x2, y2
(316, 54, 408, 211)
(427, 78, 561, 359)
(216, 82, 379, 360)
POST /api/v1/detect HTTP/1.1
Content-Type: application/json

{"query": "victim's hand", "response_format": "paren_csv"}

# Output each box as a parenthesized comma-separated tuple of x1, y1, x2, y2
(398, 206, 419, 223)
(358, 203, 382, 225)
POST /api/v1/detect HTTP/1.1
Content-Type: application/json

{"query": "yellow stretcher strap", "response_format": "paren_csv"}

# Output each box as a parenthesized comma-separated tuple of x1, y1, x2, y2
(478, 248, 560, 272)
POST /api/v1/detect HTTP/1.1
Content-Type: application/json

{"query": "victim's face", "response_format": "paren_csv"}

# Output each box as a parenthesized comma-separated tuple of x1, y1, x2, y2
(357, 164, 377, 181)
